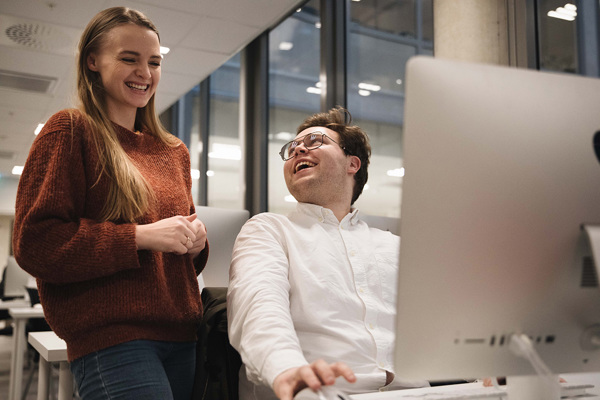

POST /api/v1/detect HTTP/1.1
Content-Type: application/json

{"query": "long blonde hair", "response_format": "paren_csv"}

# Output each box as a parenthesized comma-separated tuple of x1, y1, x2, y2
(77, 7, 176, 222)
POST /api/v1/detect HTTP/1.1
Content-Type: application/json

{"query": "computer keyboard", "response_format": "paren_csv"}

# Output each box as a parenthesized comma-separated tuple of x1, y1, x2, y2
(383, 386, 506, 399)
(349, 381, 597, 400)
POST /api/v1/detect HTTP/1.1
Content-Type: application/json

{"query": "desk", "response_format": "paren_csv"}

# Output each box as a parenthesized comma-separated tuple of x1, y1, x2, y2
(28, 331, 72, 400)
(8, 307, 45, 400)
(0, 298, 30, 310)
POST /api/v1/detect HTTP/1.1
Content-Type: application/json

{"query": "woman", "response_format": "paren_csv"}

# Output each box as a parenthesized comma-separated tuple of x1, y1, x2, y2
(12, 7, 208, 399)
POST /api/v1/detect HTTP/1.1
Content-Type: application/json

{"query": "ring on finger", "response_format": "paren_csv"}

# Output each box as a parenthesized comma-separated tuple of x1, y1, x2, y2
(186, 236, 192, 246)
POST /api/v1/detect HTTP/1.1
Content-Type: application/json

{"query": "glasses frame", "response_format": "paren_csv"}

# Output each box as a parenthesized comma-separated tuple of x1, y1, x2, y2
(279, 132, 345, 161)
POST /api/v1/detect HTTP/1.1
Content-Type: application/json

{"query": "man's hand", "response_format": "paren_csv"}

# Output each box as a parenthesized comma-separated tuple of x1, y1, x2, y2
(273, 359, 356, 400)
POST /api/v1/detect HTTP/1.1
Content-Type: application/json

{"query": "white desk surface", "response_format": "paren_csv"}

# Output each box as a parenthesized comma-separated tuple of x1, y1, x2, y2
(28, 331, 67, 362)
(9, 306, 44, 318)
(0, 298, 30, 310)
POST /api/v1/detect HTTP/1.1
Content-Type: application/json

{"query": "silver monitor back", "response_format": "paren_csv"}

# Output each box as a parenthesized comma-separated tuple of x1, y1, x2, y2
(395, 56, 600, 381)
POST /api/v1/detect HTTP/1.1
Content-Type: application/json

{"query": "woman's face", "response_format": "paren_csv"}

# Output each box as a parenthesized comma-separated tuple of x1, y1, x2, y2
(87, 23, 161, 127)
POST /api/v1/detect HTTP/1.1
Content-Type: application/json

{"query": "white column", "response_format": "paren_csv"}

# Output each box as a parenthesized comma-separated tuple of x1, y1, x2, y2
(434, 0, 510, 66)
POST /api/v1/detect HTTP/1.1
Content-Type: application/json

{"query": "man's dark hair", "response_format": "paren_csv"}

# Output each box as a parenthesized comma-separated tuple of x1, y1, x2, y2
(297, 106, 371, 204)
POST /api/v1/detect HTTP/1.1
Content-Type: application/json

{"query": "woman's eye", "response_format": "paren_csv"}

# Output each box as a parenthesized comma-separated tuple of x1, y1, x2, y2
(150, 62, 161, 67)
(122, 58, 135, 63)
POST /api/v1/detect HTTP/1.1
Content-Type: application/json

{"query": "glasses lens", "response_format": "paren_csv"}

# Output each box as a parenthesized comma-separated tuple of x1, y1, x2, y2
(305, 134, 322, 149)
(281, 133, 323, 160)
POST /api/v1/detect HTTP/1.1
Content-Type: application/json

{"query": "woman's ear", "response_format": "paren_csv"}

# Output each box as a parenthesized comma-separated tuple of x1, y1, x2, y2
(87, 53, 99, 72)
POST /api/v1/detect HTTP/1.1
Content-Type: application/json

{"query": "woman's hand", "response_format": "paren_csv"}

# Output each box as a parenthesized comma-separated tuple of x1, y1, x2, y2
(187, 214, 207, 257)
(136, 214, 202, 255)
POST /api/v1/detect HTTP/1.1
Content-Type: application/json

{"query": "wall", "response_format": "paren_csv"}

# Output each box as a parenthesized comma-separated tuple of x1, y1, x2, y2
(0, 177, 17, 275)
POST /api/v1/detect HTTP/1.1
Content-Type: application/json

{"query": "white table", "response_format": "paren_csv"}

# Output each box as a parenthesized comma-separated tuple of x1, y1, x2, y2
(28, 331, 73, 400)
(8, 306, 45, 400)
(0, 298, 30, 310)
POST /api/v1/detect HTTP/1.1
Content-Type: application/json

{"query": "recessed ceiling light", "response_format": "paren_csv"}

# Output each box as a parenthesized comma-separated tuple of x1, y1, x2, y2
(160, 46, 170, 55)
(387, 167, 405, 177)
(279, 42, 294, 51)
(12, 166, 23, 175)
(358, 82, 381, 92)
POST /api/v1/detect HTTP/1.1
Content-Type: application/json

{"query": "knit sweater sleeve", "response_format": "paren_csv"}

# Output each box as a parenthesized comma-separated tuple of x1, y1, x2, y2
(12, 110, 141, 284)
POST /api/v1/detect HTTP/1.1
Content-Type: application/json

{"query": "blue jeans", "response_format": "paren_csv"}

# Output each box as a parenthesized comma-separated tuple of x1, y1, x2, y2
(70, 340, 196, 400)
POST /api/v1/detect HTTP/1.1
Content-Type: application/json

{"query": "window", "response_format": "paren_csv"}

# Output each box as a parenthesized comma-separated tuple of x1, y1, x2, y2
(268, 1, 321, 215)
(208, 55, 242, 208)
(348, 0, 433, 217)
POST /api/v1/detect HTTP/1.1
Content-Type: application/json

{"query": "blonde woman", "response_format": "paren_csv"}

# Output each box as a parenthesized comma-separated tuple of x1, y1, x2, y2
(12, 7, 208, 399)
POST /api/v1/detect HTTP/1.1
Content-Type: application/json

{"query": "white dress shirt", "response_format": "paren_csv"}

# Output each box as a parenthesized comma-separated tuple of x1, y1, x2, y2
(227, 203, 428, 399)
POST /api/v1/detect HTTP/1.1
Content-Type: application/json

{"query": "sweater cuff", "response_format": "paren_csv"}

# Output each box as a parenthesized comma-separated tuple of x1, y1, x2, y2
(262, 349, 308, 387)
(193, 240, 209, 275)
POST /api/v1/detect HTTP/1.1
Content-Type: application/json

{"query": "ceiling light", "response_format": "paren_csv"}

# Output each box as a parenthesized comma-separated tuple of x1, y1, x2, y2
(160, 46, 170, 55)
(315, 81, 322, 88)
(191, 169, 200, 180)
(315, 22, 321, 29)
(548, 10, 575, 20)
(206, 170, 215, 177)
(208, 143, 241, 160)
(556, 6, 576, 16)
(34, 123, 44, 135)
(279, 42, 293, 51)
(12, 166, 23, 175)
(358, 89, 371, 97)
(274, 132, 294, 141)
(307, 87, 322, 95)
(284, 195, 297, 203)
(396, 79, 403, 85)
(547, 3, 577, 21)
(358, 82, 381, 92)
(387, 167, 405, 177)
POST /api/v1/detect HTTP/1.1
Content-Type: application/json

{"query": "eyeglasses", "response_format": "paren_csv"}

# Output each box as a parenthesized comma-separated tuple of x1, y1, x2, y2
(279, 132, 345, 161)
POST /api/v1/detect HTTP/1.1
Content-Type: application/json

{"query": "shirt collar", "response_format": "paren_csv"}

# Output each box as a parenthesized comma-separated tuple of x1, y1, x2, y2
(295, 202, 361, 227)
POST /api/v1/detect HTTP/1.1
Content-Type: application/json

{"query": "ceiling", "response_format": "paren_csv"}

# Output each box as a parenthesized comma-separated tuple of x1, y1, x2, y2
(0, 0, 304, 178)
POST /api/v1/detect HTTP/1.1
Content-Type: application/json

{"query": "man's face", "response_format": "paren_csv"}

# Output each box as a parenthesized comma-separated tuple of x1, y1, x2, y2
(283, 127, 357, 205)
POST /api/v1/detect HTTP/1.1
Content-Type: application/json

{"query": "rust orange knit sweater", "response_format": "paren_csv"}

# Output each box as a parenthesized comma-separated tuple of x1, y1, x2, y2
(12, 109, 208, 361)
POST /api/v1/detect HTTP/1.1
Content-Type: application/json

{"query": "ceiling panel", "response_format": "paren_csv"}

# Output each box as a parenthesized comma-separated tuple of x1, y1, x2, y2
(0, 0, 304, 179)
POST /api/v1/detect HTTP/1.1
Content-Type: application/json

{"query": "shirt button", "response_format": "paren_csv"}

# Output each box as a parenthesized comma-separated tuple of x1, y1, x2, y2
(369, 323, 374, 330)
(359, 288, 364, 293)
(379, 362, 385, 368)
(318, 217, 324, 222)
(350, 250, 356, 257)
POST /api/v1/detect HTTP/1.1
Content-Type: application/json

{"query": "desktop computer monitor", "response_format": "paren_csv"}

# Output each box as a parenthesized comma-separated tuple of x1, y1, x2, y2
(395, 56, 600, 386)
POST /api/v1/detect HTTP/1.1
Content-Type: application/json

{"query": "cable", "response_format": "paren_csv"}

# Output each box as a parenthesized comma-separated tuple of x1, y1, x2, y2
(508, 333, 561, 398)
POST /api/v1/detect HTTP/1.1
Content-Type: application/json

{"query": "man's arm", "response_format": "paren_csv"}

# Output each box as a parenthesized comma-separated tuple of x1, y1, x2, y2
(227, 215, 309, 387)
(227, 215, 357, 399)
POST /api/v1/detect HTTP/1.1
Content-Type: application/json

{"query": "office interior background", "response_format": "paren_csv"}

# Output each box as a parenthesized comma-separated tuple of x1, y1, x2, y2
(0, 0, 598, 269)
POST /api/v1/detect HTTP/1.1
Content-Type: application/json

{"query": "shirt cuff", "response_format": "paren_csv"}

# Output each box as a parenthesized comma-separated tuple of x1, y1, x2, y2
(262, 349, 309, 387)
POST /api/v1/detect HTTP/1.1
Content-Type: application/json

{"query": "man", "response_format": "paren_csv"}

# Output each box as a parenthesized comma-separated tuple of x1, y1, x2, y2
(227, 107, 428, 400)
